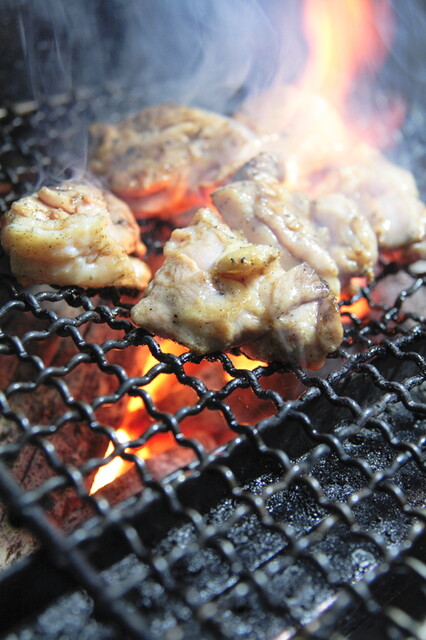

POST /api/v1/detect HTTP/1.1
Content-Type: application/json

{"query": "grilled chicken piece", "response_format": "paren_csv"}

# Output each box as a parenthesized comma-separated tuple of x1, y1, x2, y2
(232, 152, 285, 184)
(131, 208, 342, 369)
(307, 193, 378, 284)
(0, 183, 151, 289)
(213, 155, 378, 289)
(89, 103, 257, 218)
(310, 148, 426, 253)
(235, 86, 352, 187)
(236, 87, 426, 254)
(212, 178, 340, 296)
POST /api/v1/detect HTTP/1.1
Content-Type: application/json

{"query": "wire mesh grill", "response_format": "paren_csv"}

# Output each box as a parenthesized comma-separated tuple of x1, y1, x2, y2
(1, 96, 426, 640)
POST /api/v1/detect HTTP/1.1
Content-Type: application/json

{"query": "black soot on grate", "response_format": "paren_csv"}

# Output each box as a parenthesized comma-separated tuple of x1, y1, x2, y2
(1, 3, 426, 640)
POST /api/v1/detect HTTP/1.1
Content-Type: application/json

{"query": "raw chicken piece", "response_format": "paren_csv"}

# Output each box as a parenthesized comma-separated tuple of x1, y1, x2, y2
(213, 155, 378, 290)
(89, 103, 258, 218)
(1, 183, 151, 289)
(131, 208, 342, 369)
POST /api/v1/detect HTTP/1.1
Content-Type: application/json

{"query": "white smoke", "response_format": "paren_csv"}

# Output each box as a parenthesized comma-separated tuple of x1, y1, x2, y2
(13, 0, 305, 114)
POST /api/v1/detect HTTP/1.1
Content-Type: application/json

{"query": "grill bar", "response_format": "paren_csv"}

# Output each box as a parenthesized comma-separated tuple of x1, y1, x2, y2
(1, 97, 426, 639)
(0, 324, 424, 636)
(0, 460, 156, 639)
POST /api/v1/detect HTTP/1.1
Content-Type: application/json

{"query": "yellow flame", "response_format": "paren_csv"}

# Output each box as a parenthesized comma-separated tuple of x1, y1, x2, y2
(300, 0, 394, 110)
(224, 354, 267, 382)
(90, 428, 130, 494)
(124, 339, 188, 415)
(90, 339, 188, 493)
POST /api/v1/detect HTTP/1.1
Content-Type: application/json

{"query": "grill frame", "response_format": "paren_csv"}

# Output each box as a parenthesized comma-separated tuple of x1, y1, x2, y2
(1, 96, 426, 640)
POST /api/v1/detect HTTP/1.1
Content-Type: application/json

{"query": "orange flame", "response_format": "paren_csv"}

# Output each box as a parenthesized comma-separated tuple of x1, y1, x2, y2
(340, 277, 370, 322)
(224, 354, 267, 382)
(89, 427, 183, 494)
(340, 297, 370, 322)
(123, 339, 187, 417)
(90, 339, 187, 493)
(90, 428, 135, 495)
(299, 0, 394, 111)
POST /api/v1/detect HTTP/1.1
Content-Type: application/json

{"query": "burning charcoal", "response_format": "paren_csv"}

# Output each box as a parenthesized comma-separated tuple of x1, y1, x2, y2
(123, 379, 231, 446)
(131, 208, 342, 369)
(0, 306, 144, 568)
(0, 183, 151, 289)
(89, 103, 258, 218)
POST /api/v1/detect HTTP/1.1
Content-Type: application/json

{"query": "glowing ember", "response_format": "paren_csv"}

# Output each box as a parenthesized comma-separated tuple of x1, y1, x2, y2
(89, 340, 271, 492)
(340, 277, 370, 321)
(224, 354, 267, 382)
(90, 340, 186, 493)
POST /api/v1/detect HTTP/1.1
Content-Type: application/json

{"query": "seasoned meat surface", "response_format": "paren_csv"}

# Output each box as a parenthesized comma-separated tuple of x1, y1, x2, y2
(232, 152, 285, 184)
(131, 208, 343, 369)
(212, 178, 340, 295)
(213, 156, 379, 289)
(236, 88, 426, 254)
(310, 148, 426, 252)
(1, 183, 151, 288)
(90, 103, 257, 217)
(308, 193, 378, 284)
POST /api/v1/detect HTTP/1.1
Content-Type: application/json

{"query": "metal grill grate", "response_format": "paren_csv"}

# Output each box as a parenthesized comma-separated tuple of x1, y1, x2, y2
(1, 97, 426, 640)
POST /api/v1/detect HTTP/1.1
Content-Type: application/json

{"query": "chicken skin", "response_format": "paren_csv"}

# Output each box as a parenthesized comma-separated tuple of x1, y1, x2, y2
(1, 183, 151, 289)
(131, 208, 342, 369)
(310, 147, 426, 253)
(309, 192, 378, 284)
(236, 87, 426, 256)
(89, 103, 257, 218)
(212, 156, 378, 294)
